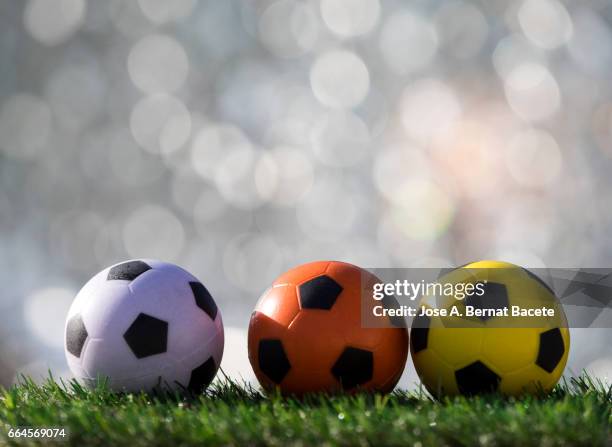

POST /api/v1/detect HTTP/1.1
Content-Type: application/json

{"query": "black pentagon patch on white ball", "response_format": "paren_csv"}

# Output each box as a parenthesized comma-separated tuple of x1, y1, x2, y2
(455, 361, 500, 396)
(464, 282, 509, 321)
(258, 339, 291, 384)
(66, 314, 88, 358)
(188, 357, 217, 393)
(331, 347, 373, 390)
(299, 275, 343, 310)
(123, 313, 168, 358)
(190, 282, 218, 320)
(536, 328, 565, 373)
(410, 313, 430, 353)
(107, 260, 151, 281)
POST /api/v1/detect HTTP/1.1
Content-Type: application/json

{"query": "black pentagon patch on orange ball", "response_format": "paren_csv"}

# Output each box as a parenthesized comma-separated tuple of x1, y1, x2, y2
(123, 313, 168, 358)
(188, 357, 217, 393)
(66, 314, 88, 358)
(190, 282, 218, 320)
(107, 260, 151, 281)
(258, 339, 290, 384)
(299, 275, 343, 310)
(464, 282, 509, 321)
(410, 313, 430, 353)
(331, 347, 373, 390)
(381, 293, 406, 328)
(536, 328, 565, 373)
(455, 361, 500, 396)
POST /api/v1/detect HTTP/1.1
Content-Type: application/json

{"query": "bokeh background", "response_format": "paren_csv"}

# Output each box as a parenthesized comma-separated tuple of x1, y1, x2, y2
(0, 0, 611, 388)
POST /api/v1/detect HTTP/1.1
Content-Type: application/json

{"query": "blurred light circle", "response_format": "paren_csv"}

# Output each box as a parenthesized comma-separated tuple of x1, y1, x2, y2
(435, 1, 488, 59)
(379, 11, 438, 75)
(24, 287, 75, 348)
(320, 0, 380, 38)
(130, 94, 191, 154)
(310, 50, 370, 109)
(504, 63, 560, 121)
(267, 146, 314, 206)
(0, 94, 51, 160)
(386, 180, 455, 241)
(373, 145, 430, 202)
(46, 64, 106, 131)
(222, 233, 283, 292)
(214, 148, 278, 210)
(505, 128, 562, 187)
(518, 0, 572, 50)
(123, 204, 185, 261)
(376, 211, 435, 265)
(400, 79, 461, 145)
(492, 33, 543, 80)
(258, 0, 318, 58)
(310, 110, 370, 166)
(137, 0, 195, 25)
(24, 0, 85, 46)
(191, 124, 252, 181)
(193, 186, 228, 224)
(128, 34, 189, 93)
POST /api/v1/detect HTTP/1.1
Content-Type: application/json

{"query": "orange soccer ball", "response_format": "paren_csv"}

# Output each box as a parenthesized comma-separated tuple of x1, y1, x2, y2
(248, 261, 409, 395)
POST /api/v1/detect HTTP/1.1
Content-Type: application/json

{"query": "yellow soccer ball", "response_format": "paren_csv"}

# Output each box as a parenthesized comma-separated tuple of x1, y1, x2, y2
(410, 260, 570, 397)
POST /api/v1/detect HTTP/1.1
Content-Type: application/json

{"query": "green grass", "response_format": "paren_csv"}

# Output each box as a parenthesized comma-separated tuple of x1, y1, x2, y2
(0, 374, 610, 447)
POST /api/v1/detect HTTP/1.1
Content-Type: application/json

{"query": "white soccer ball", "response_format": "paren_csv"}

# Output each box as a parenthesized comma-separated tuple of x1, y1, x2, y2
(64, 259, 224, 392)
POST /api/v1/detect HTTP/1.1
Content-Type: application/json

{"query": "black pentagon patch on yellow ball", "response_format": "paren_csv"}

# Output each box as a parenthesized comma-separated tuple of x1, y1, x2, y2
(522, 268, 555, 295)
(66, 314, 88, 358)
(258, 339, 291, 384)
(188, 357, 217, 393)
(123, 313, 168, 358)
(190, 282, 218, 320)
(107, 260, 151, 281)
(536, 328, 565, 373)
(410, 313, 430, 353)
(455, 361, 500, 395)
(331, 347, 373, 390)
(299, 275, 343, 310)
(465, 282, 509, 321)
